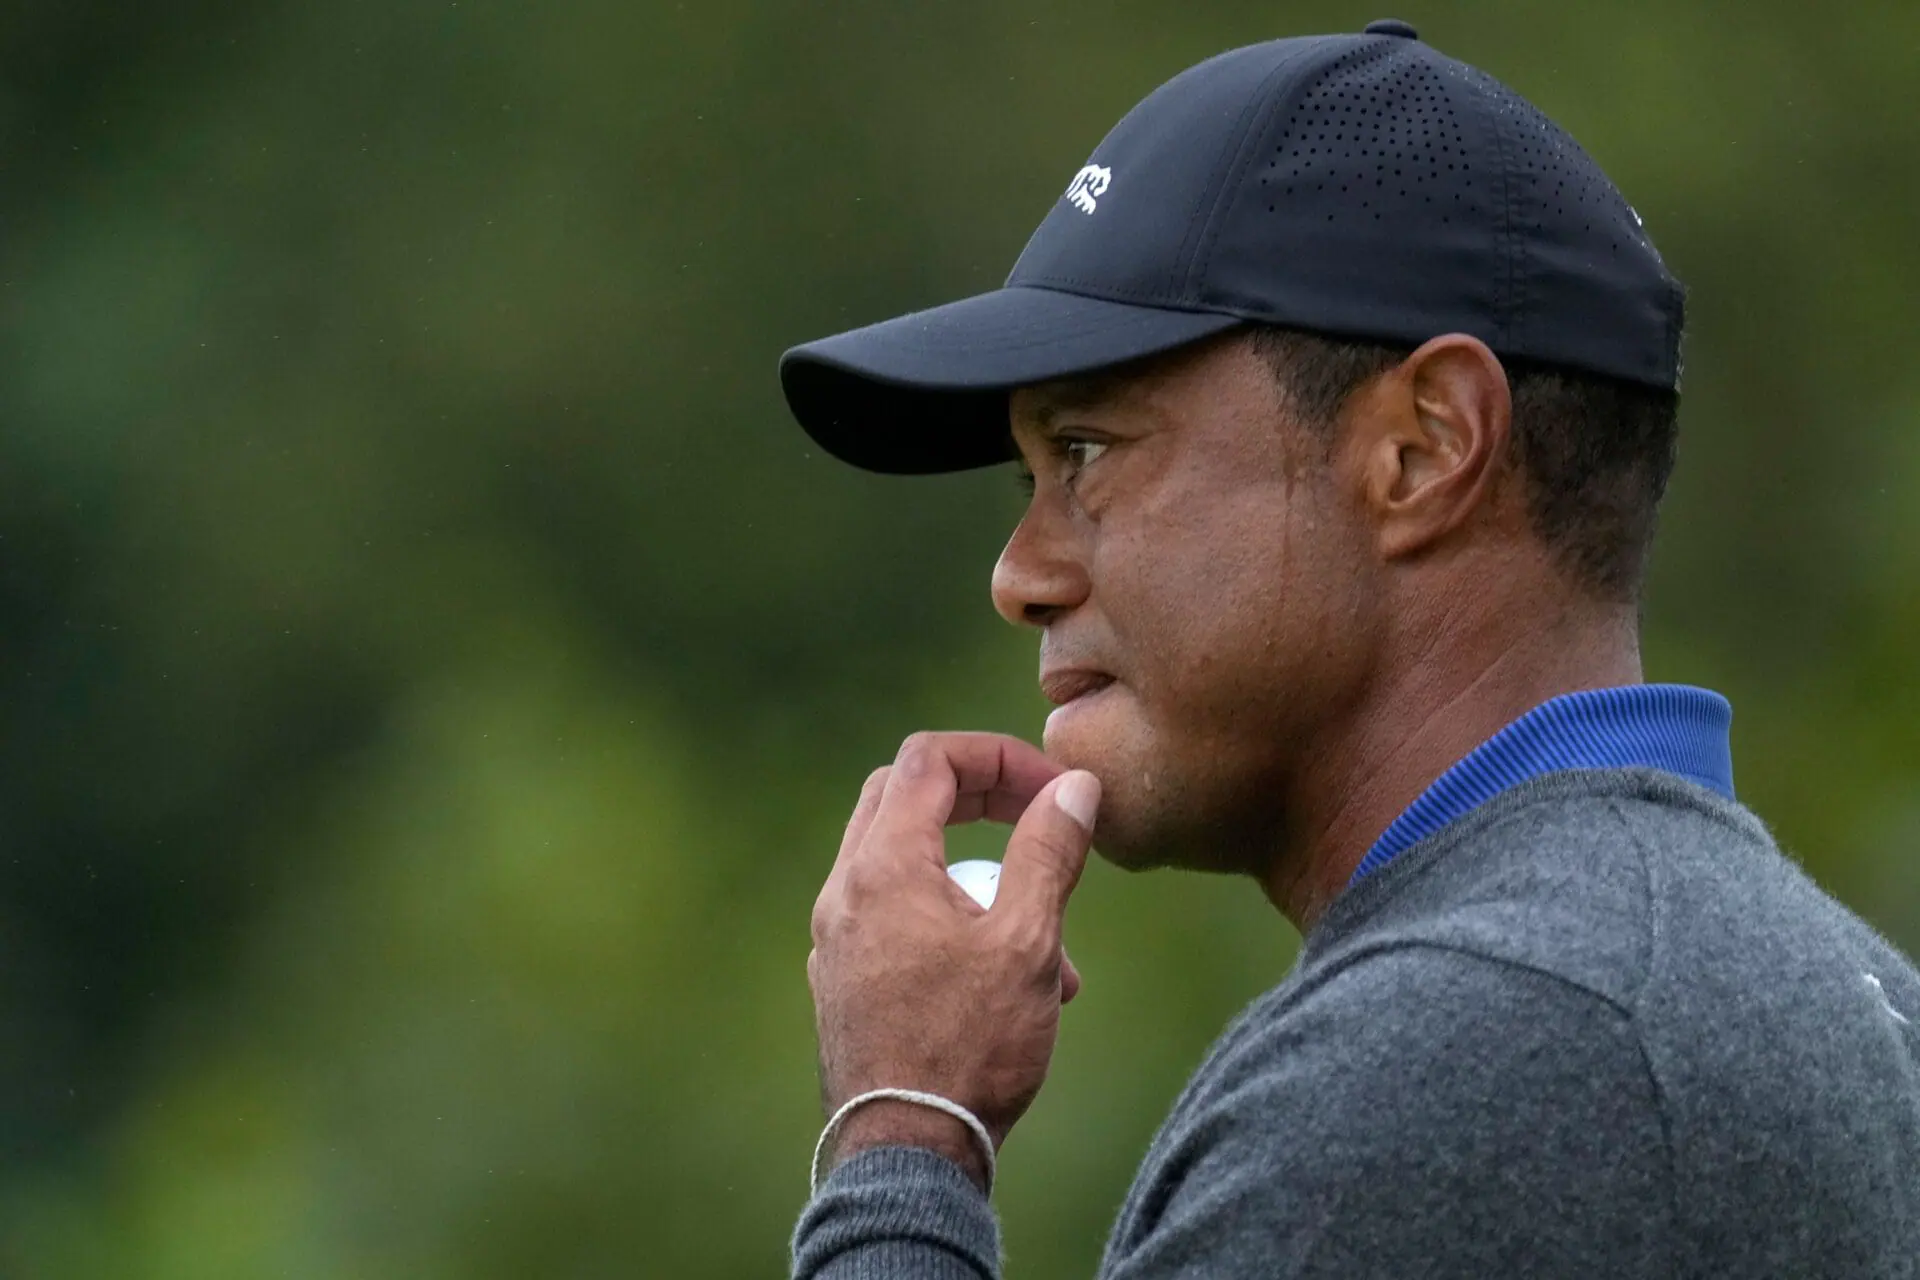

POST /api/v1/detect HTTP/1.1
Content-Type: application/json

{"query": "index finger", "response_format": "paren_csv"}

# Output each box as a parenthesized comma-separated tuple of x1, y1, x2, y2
(860, 732, 1063, 873)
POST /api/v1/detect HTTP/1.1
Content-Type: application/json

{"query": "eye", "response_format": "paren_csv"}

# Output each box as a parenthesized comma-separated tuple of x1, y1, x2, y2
(1063, 439, 1108, 472)
(1012, 438, 1107, 497)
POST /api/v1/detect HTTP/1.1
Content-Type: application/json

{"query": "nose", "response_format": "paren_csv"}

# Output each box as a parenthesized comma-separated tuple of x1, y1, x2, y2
(991, 507, 1091, 628)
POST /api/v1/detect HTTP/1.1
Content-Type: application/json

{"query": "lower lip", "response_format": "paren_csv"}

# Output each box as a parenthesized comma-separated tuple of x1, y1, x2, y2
(1045, 680, 1117, 736)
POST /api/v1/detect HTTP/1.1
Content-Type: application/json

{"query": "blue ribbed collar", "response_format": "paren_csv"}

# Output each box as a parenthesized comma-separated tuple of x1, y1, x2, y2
(1348, 684, 1735, 887)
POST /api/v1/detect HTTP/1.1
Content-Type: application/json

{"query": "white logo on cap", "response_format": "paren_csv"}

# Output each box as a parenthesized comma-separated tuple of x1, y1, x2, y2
(1065, 164, 1111, 215)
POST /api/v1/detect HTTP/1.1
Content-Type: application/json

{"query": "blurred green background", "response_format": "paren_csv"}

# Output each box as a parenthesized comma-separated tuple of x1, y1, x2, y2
(0, 0, 1915, 1274)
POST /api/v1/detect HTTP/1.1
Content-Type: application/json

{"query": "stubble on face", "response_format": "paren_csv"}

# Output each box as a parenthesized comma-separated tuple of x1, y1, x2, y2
(1005, 335, 1381, 883)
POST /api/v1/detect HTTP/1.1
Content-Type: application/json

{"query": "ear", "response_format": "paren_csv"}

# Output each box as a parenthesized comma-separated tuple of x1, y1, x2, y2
(1346, 334, 1512, 560)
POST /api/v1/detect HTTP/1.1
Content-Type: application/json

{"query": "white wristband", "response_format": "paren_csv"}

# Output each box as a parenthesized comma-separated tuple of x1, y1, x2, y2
(810, 1088, 997, 1197)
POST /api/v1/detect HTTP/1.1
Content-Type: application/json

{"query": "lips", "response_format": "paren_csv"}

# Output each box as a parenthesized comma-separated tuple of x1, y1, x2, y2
(1040, 669, 1116, 707)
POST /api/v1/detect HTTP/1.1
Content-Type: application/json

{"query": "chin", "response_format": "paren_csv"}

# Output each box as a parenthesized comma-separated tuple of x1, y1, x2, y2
(1043, 709, 1128, 821)
(1088, 823, 1176, 873)
(1090, 799, 1250, 876)
(1044, 689, 1262, 876)
(1043, 711, 1148, 865)
(1050, 744, 1221, 876)
(1045, 674, 1157, 767)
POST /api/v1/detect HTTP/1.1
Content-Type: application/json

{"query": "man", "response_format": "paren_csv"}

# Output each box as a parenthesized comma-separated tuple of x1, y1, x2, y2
(780, 22, 1920, 1278)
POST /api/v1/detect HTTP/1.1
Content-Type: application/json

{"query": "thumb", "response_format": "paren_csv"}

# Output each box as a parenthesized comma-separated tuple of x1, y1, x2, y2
(995, 770, 1100, 933)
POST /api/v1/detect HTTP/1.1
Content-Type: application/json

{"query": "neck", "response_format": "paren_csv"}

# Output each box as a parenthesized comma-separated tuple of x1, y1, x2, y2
(1262, 584, 1643, 931)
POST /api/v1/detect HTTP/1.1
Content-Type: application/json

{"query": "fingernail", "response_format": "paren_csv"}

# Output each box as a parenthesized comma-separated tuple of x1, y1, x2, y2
(1054, 771, 1100, 831)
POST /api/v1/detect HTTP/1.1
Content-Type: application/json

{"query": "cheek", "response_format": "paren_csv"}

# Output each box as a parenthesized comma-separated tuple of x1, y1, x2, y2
(1075, 494, 1371, 872)
(1105, 482, 1343, 716)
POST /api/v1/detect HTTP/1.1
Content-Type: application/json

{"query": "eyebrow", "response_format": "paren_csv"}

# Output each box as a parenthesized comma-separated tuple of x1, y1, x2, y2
(1021, 372, 1130, 431)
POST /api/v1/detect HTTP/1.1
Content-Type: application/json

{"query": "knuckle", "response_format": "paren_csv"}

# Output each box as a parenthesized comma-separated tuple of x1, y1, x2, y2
(995, 913, 1056, 965)
(862, 765, 891, 795)
(839, 860, 885, 908)
(811, 890, 843, 945)
(895, 732, 942, 777)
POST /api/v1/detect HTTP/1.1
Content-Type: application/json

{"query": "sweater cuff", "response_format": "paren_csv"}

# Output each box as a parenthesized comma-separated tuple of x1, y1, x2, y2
(791, 1145, 1001, 1279)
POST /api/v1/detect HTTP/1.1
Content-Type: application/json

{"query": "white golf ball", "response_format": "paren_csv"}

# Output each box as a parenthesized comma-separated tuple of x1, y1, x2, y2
(947, 859, 1001, 909)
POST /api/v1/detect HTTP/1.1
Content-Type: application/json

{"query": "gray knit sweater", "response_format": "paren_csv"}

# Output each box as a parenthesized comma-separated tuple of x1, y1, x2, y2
(791, 770, 1920, 1277)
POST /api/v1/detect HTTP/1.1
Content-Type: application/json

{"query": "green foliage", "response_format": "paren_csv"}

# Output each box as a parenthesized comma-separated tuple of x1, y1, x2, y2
(0, 1, 1914, 1273)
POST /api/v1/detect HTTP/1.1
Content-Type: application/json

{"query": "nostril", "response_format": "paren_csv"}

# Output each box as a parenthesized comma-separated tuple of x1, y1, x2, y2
(1023, 602, 1062, 627)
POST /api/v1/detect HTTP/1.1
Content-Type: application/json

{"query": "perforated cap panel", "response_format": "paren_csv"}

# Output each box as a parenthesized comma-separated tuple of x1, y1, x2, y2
(1462, 62, 1657, 256)
(1189, 33, 1682, 386)
(1263, 40, 1473, 229)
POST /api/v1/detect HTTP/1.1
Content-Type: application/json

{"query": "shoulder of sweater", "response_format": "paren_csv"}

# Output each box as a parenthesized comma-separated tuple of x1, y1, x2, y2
(1180, 939, 1657, 1124)
(1297, 769, 1786, 1014)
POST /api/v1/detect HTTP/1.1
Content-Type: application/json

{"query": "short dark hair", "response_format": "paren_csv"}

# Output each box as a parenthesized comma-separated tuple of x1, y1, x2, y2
(1246, 326, 1680, 602)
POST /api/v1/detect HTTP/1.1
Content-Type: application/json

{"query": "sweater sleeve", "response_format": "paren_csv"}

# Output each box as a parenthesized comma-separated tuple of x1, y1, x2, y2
(791, 1144, 1001, 1279)
(1099, 945, 1675, 1278)
(792, 945, 1673, 1279)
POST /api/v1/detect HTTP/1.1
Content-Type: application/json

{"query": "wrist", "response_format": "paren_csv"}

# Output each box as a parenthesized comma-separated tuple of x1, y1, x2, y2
(830, 1097, 993, 1193)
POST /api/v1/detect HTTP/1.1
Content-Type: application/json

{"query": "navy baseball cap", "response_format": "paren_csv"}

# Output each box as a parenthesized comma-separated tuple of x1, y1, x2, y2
(781, 20, 1684, 475)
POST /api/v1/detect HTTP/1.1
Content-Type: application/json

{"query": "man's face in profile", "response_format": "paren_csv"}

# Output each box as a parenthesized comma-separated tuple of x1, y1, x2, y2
(995, 334, 1384, 880)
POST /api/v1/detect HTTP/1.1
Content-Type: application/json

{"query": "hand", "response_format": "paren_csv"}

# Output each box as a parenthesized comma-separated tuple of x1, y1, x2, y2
(807, 732, 1101, 1188)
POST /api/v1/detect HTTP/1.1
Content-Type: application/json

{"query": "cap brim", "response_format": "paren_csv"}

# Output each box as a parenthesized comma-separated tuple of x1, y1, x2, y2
(780, 285, 1242, 475)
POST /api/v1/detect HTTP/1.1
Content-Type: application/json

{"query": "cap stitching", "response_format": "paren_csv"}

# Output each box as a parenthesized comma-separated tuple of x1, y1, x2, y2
(1165, 81, 1270, 298)
(1175, 38, 1335, 300)
(1489, 77, 1524, 353)
(1006, 270, 1232, 307)
(1448, 63, 1517, 350)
